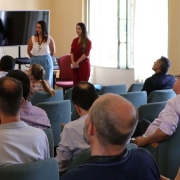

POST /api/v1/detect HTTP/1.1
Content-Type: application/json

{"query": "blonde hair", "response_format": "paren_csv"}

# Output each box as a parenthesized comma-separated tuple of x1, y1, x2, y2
(30, 64, 55, 96)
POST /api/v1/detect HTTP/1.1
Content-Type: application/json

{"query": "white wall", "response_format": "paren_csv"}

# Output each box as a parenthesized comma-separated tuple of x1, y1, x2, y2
(89, 67, 135, 90)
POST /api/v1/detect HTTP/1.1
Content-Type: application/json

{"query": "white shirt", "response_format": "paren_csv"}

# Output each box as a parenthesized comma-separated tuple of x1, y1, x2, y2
(144, 95, 180, 137)
(55, 114, 90, 172)
(0, 71, 8, 78)
(0, 121, 50, 166)
(31, 35, 50, 56)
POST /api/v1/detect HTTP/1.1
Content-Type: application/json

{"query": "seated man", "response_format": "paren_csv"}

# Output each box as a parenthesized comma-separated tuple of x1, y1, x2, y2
(142, 56, 175, 96)
(135, 73, 180, 147)
(0, 55, 15, 78)
(0, 77, 49, 166)
(56, 81, 98, 174)
(6, 70, 51, 129)
(61, 94, 160, 180)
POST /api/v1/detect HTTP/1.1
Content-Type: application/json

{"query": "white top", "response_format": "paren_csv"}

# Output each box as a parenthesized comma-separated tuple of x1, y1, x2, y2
(0, 121, 50, 166)
(144, 95, 180, 137)
(55, 114, 90, 172)
(31, 35, 51, 56)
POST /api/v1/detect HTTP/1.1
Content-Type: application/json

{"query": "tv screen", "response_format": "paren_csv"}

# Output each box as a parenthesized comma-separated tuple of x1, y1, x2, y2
(0, 10, 50, 46)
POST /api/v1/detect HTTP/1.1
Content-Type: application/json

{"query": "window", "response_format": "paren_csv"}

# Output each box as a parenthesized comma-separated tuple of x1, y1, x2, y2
(88, 0, 134, 68)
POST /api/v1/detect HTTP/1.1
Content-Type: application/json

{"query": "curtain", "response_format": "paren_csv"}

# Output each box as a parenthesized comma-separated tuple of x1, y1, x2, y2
(134, 0, 168, 82)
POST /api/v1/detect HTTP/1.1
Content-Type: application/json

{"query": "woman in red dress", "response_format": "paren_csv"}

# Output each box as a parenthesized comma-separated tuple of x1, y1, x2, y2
(70, 22, 92, 86)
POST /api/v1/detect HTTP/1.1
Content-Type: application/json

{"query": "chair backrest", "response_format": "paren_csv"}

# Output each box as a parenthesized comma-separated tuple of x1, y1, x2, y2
(68, 149, 91, 172)
(42, 128, 54, 157)
(0, 158, 59, 180)
(147, 89, 176, 103)
(127, 83, 144, 92)
(98, 84, 126, 95)
(68, 143, 137, 172)
(144, 123, 180, 179)
(138, 101, 166, 122)
(71, 108, 80, 121)
(157, 122, 180, 179)
(57, 54, 73, 81)
(120, 91, 147, 109)
(30, 89, 63, 106)
(64, 88, 74, 112)
(37, 100, 71, 147)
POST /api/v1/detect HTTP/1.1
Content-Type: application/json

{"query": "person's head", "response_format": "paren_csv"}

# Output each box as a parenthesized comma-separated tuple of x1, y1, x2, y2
(84, 94, 138, 150)
(76, 22, 88, 38)
(152, 56, 171, 73)
(0, 77, 22, 117)
(76, 22, 88, 52)
(72, 81, 98, 113)
(36, 20, 48, 35)
(28, 64, 45, 81)
(0, 55, 15, 72)
(28, 64, 55, 96)
(6, 70, 30, 101)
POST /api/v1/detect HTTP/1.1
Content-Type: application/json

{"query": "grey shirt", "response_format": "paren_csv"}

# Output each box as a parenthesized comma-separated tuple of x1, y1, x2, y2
(0, 121, 50, 166)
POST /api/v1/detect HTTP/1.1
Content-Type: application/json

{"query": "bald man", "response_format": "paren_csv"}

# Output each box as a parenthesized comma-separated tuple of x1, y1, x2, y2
(61, 94, 160, 180)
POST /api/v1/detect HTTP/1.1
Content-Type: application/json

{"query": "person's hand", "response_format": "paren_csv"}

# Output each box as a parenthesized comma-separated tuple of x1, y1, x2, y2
(74, 61, 80, 67)
(160, 175, 170, 180)
(134, 136, 148, 147)
(72, 61, 76, 67)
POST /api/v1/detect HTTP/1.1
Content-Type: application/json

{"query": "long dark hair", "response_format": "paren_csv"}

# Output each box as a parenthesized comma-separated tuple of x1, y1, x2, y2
(35, 20, 48, 42)
(77, 22, 88, 52)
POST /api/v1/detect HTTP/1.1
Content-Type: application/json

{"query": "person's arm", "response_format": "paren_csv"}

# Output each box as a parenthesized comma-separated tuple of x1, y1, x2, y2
(75, 39, 92, 66)
(160, 175, 170, 180)
(55, 125, 75, 173)
(75, 54, 87, 65)
(175, 167, 180, 180)
(27, 37, 33, 58)
(70, 53, 77, 67)
(49, 36, 56, 56)
(135, 128, 169, 147)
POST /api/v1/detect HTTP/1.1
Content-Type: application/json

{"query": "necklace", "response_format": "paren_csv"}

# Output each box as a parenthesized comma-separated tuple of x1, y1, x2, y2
(37, 35, 43, 50)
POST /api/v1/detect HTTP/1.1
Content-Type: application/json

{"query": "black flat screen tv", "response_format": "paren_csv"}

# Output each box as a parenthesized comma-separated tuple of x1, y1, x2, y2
(0, 10, 50, 46)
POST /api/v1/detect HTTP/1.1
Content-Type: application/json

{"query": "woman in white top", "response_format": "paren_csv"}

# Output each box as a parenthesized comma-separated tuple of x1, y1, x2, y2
(27, 20, 55, 87)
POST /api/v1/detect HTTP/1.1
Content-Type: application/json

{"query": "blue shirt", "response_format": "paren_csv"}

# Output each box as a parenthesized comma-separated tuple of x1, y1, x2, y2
(142, 73, 175, 96)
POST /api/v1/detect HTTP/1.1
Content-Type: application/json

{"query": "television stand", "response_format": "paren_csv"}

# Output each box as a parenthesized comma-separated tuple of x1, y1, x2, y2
(15, 46, 30, 69)
(15, 57, 31, 69)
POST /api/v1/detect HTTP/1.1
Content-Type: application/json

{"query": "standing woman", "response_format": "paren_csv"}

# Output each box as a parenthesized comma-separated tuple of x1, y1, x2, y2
(27, 20, 55, 87)
(71, 22, 92, 86)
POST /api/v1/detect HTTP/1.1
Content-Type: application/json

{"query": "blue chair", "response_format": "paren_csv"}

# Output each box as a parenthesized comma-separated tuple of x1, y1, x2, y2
(98, 84, 126, 95)
(120, 91, 147, 109)
(157, 122, 180, 179)
(43, 128, 54, 157)
(138, 101, 166, 122)
(127, 83, 144, 92)
(30, 89, 63, 106)
(71, 109, 80, 121)
(147, 89, 176, 103)
(0, 158, 59, 180)
(68, 143, 137, 172)
(144, 122, 180, 179)
(64, 88, 74, 112)
(37, 100, 71, 148)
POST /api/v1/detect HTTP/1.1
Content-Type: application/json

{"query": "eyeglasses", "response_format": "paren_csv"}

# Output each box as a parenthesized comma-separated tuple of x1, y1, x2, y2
(174, 75, 180, 80)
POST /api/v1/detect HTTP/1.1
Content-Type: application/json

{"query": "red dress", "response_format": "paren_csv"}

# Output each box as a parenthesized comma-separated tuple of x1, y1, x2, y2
(70, 37, 92, 86)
